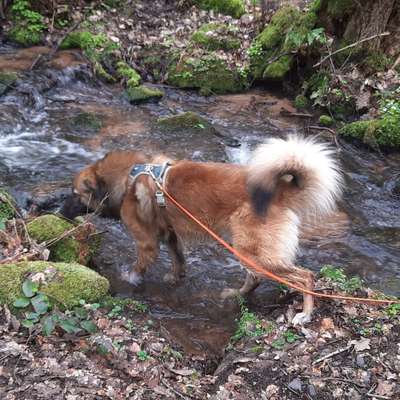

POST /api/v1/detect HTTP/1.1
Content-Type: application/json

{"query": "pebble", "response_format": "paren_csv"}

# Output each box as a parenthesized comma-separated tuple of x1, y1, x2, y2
(288, 378, 302, 392)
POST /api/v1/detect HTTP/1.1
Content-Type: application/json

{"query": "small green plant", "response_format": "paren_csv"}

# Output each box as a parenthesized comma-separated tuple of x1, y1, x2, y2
(137, 350, 150, 361)
(101, 296, 148, 316)
(271, 329, 300, 349)
(231, 297, 273, 342)
(247, 42, 263, 59)
(13, 278, 98, 335)
(320, 265, 362, 293)
(9, 0, 45, 46)
(385, 303, 400, 318)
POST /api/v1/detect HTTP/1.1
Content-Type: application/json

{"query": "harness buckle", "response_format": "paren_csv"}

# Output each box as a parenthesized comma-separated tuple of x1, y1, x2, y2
(155, 190, 166, 207)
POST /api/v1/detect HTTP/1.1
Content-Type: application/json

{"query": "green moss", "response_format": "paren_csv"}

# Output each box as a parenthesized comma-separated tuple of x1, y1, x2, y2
(0, 189, 16, 223)
(0, 72, 18, 96)
(27, 215, 100, 264)
(319, 115, 333, 126)
(71, 112, 103, 133)
(263, 55, 293, 79)
(294, 94, 309, 109)
(116, 61, 141, 88)
(192, 23, 240, 51)
(0, 261, 109, 309)
(157, 112, 217, 134)
(60, 31, 118, 82)
(362, 52, 393, 74)
(195, 0, 245, 18)
(168, 54, 247, 95)
(125, 85, 164, 104)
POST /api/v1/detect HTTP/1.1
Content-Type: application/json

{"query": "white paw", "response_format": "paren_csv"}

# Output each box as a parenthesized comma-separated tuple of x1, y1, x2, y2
(220, 288, 240, 300)
(291, 312, 311, 326)
(122, 271, 143, 286)
(163, 272, 178, 285)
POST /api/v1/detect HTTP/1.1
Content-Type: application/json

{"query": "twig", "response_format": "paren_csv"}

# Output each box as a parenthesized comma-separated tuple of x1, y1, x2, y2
(280, 110, 313, 118)
(308, 125, 340, 148)
(312, 344, 351, 364)
(313, 32, 391, 68)
(161, 378, 192, 400)
(321, 377, 365, 388)
(366, 393, 391, 400)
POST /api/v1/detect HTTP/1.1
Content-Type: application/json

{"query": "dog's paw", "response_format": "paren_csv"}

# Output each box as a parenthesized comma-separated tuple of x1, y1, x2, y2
(163, 272, 178, 285)
(291, 312, 311, 326)
(220, 288, 240, 300)
(122, 270, 143, 286)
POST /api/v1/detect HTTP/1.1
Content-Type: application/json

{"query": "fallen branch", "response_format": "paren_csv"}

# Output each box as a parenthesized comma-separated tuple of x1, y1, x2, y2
(280, 110, 313, 118)
(312, 344, 351, 365)
(313, 32, 390, 68)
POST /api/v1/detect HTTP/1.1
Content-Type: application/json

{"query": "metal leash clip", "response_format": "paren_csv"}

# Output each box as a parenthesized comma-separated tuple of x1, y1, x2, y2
(155, 190, 166, 207)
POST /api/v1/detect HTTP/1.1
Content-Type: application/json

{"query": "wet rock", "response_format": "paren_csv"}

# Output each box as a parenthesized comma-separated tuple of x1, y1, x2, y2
(0, 261, 109, 308)
(156, 111, 217, 134)
(319, 115, 333, 127)
(70, 112, 103, 134)
(125, 84, 164, 104)
(192, 23, 240, 51)
(27, 214, 101, 264)
(288, 377, 302, 392)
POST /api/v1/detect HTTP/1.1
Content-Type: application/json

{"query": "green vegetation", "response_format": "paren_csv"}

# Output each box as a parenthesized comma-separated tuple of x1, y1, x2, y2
(125, 85, 164, 104)
(12, 278, 98, 335)
(0, 261, 109, 309)
(8, 0, 45, 46)
(231, 297, 272, 342)
(116, 61, 141, 88)
(71, 112, 103, 133)
(0, 189, 16, 229)
(320, 265, 362, 293)
(194, 0, 245, 18)
(27, 214, 100, 264)
(319, 114, 333, 126)
(137, 350, 150, 361)
(294, 94, 309, 109)
(0, 72, 18, 96)
(60, 31, 119, 82)
(192, 23, 240, 51)
(157, 111, 216, 134)
(168, 54, 248, 95)
(101, 296, 148, 318)
(271, 329, 301, 349)
(340, 91, 400, 149)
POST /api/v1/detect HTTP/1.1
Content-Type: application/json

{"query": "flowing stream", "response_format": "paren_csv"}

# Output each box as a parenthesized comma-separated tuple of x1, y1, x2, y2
(1, 46, 400, 356)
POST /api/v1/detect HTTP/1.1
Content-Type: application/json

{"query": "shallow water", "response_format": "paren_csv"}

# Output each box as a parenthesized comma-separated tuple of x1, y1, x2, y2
(1, 46, 399, 355)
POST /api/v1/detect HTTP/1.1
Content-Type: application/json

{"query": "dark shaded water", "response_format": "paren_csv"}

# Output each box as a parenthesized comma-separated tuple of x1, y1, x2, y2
(1, 47, 399, 355)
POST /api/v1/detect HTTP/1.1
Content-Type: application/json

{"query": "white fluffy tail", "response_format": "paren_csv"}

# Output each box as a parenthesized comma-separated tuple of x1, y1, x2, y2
(247, 135, 343, 219)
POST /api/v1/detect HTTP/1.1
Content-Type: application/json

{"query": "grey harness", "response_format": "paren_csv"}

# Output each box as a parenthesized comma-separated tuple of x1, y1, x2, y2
(130, 162, 171, 207)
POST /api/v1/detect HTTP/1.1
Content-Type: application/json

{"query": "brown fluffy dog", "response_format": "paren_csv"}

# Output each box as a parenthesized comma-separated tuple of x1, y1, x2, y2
(62, 135, 342, 325)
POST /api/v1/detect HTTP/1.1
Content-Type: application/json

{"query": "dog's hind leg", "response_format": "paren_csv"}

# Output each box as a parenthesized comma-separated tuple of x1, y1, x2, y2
(221, 271, 260, 299)
(164, 230, 186, 284)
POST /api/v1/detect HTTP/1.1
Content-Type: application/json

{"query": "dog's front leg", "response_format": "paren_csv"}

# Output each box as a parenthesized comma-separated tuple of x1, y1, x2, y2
(164, 230, 186, 285)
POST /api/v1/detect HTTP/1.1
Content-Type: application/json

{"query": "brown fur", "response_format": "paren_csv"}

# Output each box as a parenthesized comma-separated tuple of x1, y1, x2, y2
(67, 150, 321, 324)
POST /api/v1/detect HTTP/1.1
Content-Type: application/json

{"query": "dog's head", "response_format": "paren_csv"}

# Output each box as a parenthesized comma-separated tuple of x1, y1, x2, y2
(61, 150, 149, 220)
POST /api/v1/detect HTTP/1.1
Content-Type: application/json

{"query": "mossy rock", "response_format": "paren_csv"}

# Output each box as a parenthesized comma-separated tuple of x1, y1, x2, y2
(0, 72, 18, 96)
(0, 261, 109, 309)
(319, 115, 333, 126)
(116, 61, 141, 88)
(167, 54, 247, 95)
(0, 189, 16, 227)
(192, 23, 240, 51)
(294, 94, 309, 109)
(70, 112, 103, 133)
(157, 112, 217, 134)
(27, 215, 101, 264)
(339, 119, 400, 149)
(8, 26, 42, 47)
(194, 0, 245, 18)
(250, 5, 317, 81)
(125, 85, 164, 104)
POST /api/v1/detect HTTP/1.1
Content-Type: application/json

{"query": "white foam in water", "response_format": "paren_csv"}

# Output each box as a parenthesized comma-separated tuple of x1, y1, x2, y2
(225, 141, 251, 164)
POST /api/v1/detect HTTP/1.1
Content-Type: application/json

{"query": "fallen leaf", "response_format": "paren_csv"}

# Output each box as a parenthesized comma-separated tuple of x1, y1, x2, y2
(349, 338, 370, 352)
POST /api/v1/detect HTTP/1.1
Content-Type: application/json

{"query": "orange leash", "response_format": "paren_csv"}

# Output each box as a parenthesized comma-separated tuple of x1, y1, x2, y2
(156, 182, 399, 306)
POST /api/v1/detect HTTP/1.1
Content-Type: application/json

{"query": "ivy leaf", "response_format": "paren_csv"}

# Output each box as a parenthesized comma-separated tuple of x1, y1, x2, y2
(22, 280, 39, 298)
(80, 320, 97, 334)
(42, 315, 56, 336)
(31, 294, 50, 314)
(74, 307, 88, 319)
(21, 319, 35, 328)
(0, 219, 6, 231)
(59, 319, 81, 334)
(25, 312, 40, 321)
(13, 297, 30, 308)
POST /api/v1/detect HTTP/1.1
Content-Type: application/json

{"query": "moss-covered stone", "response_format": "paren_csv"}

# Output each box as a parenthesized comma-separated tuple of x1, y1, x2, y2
(116, 61, 141, 88)
(192, 23, 240, 51)
(0, 72, 18, 96)
(8, 27, 42, 47)
(0, 261, 109, 309)
(319, 115, 333, 126)
(167, 54, 247, 95)
(125, 85, 164, 104)
(71, 112, 103, 133)
(294, 94, 309, 109)
(250, 5, 317, 81)
(0, 189, 16, 224)
(194, 0, 245, 18)
(27, 215, 100, 264)
(157, 112, 217, 134)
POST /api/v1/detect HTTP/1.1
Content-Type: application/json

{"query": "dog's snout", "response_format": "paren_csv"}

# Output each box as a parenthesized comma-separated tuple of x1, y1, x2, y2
(59, 193, 87, 220)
